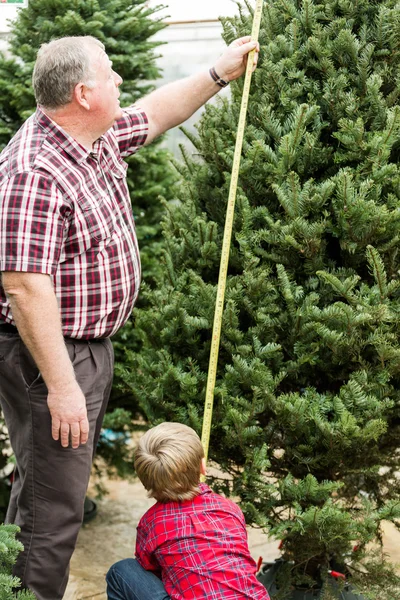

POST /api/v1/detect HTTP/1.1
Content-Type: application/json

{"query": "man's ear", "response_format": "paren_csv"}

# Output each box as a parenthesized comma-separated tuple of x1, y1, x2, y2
(200, 457, 207, 477)
(73, 82, 91, 111)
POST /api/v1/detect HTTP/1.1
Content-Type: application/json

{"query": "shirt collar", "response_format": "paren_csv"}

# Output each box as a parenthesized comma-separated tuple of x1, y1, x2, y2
(198, 483, 212, 495)
(34, 106, 104, 165)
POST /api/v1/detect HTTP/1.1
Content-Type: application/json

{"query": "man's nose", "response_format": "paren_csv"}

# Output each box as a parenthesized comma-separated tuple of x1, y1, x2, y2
(114, 71, 123, 87)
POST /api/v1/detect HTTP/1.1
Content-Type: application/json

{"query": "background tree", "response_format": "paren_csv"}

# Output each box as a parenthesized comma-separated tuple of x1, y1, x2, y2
(121, 0, 400, 597)
(0, 0, 178, 478)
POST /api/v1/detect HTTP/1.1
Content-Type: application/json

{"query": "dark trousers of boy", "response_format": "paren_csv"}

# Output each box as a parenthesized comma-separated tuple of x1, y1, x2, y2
(0, 322, 114, 600)
(107, 558, 170, 600)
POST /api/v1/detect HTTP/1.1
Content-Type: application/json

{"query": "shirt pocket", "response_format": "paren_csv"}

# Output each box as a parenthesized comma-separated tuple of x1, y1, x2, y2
(77, 184, 117, 241)
(64, 184, 117, 258)
(108, 156, 130, 212)
(109, 155, 128, 180)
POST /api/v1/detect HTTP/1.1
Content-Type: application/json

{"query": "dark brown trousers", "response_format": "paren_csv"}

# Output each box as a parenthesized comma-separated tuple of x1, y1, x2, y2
(0, 326, 114, 600)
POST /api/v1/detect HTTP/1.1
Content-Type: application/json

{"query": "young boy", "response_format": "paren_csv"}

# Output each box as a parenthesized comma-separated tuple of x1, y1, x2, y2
(106, 422, 270, 600)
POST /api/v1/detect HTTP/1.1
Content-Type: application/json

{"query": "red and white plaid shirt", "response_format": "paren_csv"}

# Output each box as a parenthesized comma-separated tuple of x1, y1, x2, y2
(0, 106, 148, 339)
(136, 483, 269, 600)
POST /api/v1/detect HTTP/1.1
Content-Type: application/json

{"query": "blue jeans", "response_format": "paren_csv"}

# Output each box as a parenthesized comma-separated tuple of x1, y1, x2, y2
(106, 558, 171, 600)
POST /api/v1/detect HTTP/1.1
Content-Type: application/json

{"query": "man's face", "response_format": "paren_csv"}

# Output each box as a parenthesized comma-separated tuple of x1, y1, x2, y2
(86, 45, 123, 131)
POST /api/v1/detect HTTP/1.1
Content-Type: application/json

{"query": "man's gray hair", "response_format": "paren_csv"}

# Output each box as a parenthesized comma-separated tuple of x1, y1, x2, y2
(33, 36, 105, 109)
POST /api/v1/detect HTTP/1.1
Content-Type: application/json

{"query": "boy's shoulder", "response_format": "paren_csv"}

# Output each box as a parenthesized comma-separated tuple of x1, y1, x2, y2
(195, 484, 243, 515)
(138, 483, 244, 530)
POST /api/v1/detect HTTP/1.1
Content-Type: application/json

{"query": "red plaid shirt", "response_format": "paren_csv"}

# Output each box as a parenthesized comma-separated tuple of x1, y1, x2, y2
(136, 484, 269, 600)
(0, 106, 148, 339)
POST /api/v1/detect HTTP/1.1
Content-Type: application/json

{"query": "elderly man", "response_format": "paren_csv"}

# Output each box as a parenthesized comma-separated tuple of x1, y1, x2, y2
(0, 35, 258, 599)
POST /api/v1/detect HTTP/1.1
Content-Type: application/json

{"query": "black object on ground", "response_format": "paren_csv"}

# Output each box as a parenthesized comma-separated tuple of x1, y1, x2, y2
(83, 497, 97, 524)
(257, 559, 364, 600)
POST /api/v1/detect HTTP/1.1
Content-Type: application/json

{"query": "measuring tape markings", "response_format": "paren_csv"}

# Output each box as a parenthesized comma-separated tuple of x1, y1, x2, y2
(201, 0, 264, 467)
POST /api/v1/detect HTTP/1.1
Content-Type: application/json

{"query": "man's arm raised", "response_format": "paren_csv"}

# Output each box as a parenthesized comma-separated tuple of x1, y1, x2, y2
(140, 36, 260, 145)
(2, 271, 89, 449)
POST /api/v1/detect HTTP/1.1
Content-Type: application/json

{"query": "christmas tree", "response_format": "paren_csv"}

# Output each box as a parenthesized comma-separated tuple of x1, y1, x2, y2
(0, 0, 178, 476)
(0, 524, 35, 599)
(122, 1, 400, 597)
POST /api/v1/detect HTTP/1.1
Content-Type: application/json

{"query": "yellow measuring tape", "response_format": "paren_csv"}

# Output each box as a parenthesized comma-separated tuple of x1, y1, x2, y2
(201, 0, 264, 468)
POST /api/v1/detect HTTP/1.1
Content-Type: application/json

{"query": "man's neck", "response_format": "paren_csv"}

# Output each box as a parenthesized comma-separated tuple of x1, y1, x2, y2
(42, 106, 97, 151)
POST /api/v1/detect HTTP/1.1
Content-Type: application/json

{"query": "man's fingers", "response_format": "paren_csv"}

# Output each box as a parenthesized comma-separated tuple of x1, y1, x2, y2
(252, 48, 260, 71)
(231, 35, 252, 47)
(60, 422, 70, 448)
(52, 419, 89, 448)
(70, 422, 81, 449)
(52, 418, 61, 441)
(243, 45, 260, 72)
(80, 418, 89, 446)
(237, 40, 258, 57)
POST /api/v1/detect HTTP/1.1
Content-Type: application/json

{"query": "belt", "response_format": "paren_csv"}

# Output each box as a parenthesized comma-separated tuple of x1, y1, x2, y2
(0, 321, 106, 342)
(0, 321, 18, 333)
(64, 336, 106, 343)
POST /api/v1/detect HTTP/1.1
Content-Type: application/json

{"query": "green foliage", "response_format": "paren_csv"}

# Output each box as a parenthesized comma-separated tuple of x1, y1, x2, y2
(350, 551, 400, 600)
(0, 524, 36, 599)
(122, 0, 400, 596)
(0, 0, 178, 475)
(0, 427, 11, 525)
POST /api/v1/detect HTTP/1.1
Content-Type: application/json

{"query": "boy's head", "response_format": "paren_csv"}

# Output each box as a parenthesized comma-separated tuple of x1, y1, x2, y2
(134, 422, 205, 503)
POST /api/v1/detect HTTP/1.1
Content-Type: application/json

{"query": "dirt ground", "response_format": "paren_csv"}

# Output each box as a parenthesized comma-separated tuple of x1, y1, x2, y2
(63, 476, 400, 600)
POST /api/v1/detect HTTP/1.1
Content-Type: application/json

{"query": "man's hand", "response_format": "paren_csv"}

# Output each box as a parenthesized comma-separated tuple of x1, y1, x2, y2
(140, 36, 260, 144)
(47, 383, 89, 449)
(214, 36, 260, 83)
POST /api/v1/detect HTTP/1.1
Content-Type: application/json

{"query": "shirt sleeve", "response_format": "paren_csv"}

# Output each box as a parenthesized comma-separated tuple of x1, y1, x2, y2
(0, 171, 66, 275)
(237, 506, 249, 536)
(135, 520, 161, 575)
(113, 106, 149, 158)
(227, 499, 248, 536)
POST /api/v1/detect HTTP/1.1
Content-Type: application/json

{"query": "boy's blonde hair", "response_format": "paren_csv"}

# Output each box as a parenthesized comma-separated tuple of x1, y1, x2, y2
(134, 422, 204, 502)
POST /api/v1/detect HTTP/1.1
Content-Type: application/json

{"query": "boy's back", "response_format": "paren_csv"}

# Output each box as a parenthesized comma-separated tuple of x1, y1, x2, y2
(106, 423, 270, 600)
(136, 483, 269, 600)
